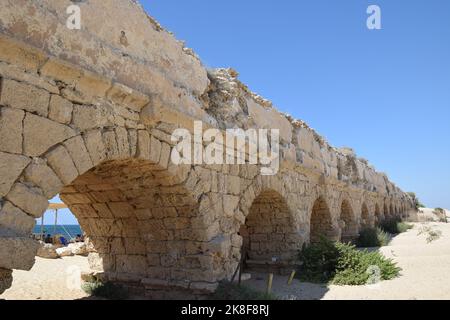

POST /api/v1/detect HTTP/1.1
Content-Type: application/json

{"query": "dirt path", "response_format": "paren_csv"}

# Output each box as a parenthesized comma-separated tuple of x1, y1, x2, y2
(246, 222, 450, 300)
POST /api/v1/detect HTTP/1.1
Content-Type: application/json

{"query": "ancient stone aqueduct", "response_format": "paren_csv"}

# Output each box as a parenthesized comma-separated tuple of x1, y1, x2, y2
(0, 1, 415, 298)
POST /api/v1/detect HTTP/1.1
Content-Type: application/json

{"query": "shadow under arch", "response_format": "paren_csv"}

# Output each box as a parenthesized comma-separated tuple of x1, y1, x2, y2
(360, 202, 371, 229)
(374, 203, 382, 225)
(239, 189, 301, 274)
(58, 157, 208, 295)
(310, 196, 335, 243)
(339, 199, 358, 243)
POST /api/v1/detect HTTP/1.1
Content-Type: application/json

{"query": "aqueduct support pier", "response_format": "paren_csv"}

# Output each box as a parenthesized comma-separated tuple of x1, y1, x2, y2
(0, 0, 415, 298)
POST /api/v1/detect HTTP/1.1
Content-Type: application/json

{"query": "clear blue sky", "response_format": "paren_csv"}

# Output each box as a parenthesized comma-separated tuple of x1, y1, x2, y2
(39, 0, 450, 225)
(142, 0, 450, 209)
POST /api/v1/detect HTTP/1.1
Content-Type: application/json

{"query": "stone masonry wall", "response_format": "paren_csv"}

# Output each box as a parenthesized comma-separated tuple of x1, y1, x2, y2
(0, 0, 416, 297)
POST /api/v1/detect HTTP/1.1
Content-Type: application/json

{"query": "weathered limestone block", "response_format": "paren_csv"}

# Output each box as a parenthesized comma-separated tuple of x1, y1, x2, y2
(63, 136, 94, 175)
(6, 183, 48, 218)
(102, 130, 120, 159)
(72, 104, 110, 131)
(83, 130, 107, 166)
(40, 58, 112, 105)
(56, 246, 74, 257)
(246, 98, 293, 143)
(0, 107, 24, 154)
(115, 127, 130, 158)
(23, 113, 76, 156)
(0, 152, 30, 197)
(223, 195, 239, 217)
(68, 242, 88, 256)
(116, 255, 147, 275)
(24, 159, 63, 198)
(190, 282, 218, 293)
(37, 243, 59, 259)
(108, 202, 134, 219)
(48, 95, 73, 124)
(0, 201, 36, 235)
(106, 82, 150, 112)
(0, 235, 39, 270)
(0, 36, 48, 72)
(0, 60, 59, 94)
(0, 79, 50, 117)
(46, 145, 79, 185)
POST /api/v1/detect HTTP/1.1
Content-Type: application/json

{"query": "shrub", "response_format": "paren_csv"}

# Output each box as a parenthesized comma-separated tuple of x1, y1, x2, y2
(210, 282, 277, 300)
(333, 242, 401, 285)
(356, 228, 390, 248)
(297, 237, 340, 283)
(418, 226, 443, 243)
(298, 237, 401, 285)
(82, 281, 128, 300)
(380, 217, 413, 234)
(397, 222, 414, 233)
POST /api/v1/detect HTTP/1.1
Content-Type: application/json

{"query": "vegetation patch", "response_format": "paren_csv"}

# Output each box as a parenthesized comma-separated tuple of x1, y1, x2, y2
(82, 281, 129, 300)
(357, 227, 390, 248)
(418, 226, 443, 243)
(298, 237, 401, 285)
(210, 282, 277, 300)
(380, 217, 413, 234)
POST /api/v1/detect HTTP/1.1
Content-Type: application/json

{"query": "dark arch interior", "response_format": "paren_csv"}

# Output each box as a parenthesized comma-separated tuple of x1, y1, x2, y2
(374, 204, 382, 224)
(360, 203, 370, 228)
(310, 197, 334, 243)
(59, 159, 205, 286)
(340, 199, 358, 242)
(240, 190, 300, 263)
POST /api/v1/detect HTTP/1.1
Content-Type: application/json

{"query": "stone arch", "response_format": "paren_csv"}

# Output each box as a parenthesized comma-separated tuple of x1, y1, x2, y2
(360, 202, 371, 229)
(310, 196, 335, 243)
(239, 189, 301, 263)
(339, 198, 358, 242)
(383, 202, 389, 219)
(60, 158, 208, 288)
(0, 122, 225, 296)
(374, 203, 382, 224)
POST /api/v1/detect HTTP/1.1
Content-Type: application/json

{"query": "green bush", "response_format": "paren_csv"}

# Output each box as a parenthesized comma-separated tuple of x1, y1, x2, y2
(380, 217, 413, 234)
(297, 237, 340, 283)
(82, 281, 128, 300)
(298, 237, 401, 285)
(333, 242, 401, 285)
(210, 282, 277, 300)
(356, 228, 390, 248)
(397, 222, 414, 233)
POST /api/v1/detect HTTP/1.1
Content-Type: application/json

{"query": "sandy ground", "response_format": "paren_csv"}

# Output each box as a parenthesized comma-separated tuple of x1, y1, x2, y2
(247, 221, 450, 300)
(2, 214, 450, 300)
(0, 256, 90, 300)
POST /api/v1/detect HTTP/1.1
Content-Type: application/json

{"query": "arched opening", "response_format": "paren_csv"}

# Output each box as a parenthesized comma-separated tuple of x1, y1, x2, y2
(310, 197, 334, 243)
(383, 203, 389, 219)
(240, 190, 300, 265)
(390, 203, 394, 216)
(360, 202, 370, 229)
(58, 159, 205, 294)
(374, 203, 382, 225)
(339, 199, 358, 242)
